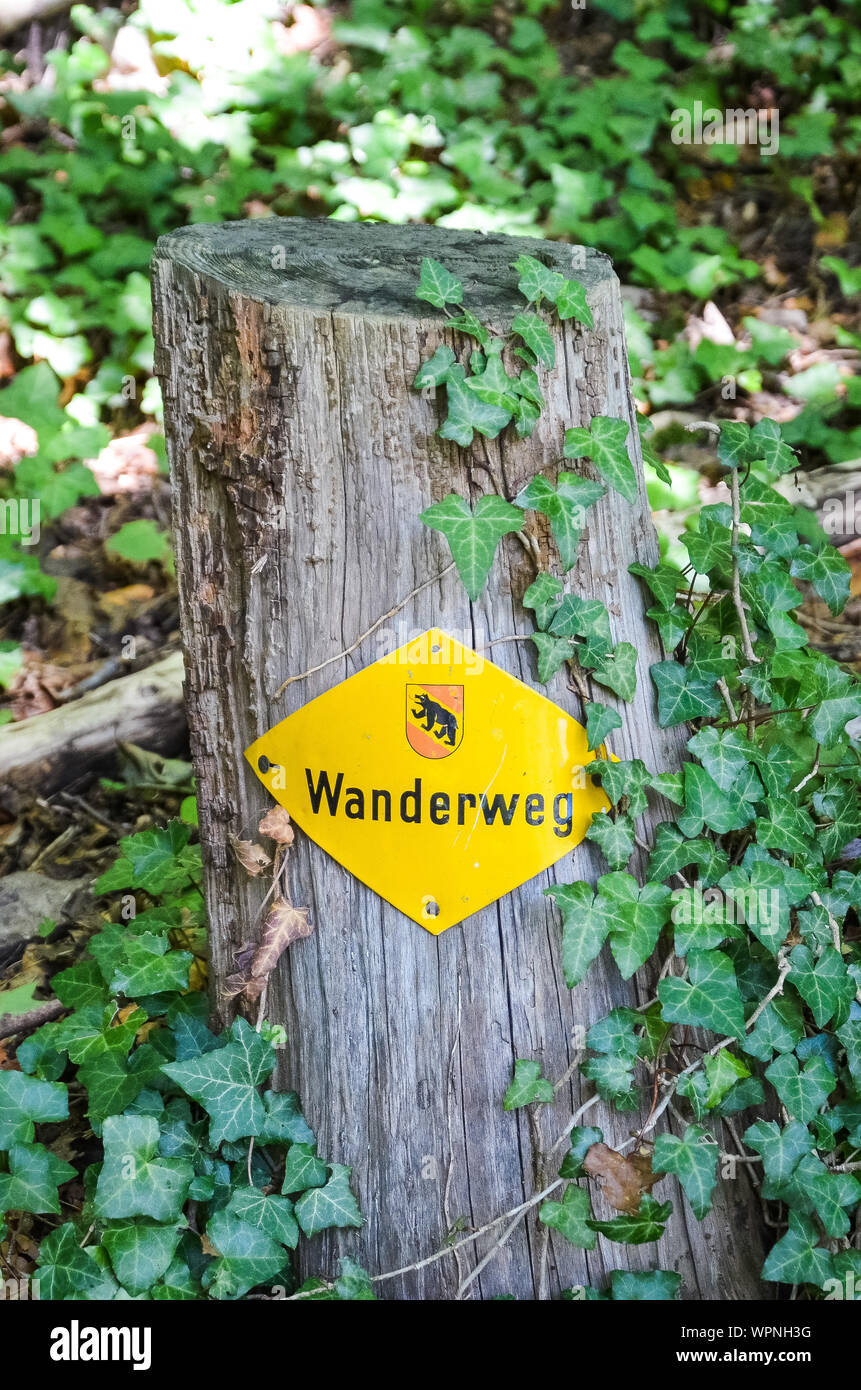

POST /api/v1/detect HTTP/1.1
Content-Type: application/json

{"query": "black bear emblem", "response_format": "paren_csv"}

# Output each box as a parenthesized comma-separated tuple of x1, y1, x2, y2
(411, 692, 458, 747)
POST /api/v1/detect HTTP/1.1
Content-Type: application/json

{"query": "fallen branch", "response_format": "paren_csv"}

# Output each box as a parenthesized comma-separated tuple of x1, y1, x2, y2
(0, 998, 65, 1040)
(0, 650, 186, 811)
(0, 0, 72, 37)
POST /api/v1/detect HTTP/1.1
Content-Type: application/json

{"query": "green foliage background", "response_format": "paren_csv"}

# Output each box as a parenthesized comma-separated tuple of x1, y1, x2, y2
(2, 0, 861, 1301)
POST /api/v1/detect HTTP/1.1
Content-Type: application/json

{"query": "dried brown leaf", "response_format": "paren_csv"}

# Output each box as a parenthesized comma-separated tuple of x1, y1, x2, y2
(582, 1142, 658, 1214)
(231, 839, 271, 877)
(258, 806, 294, 845)
(250, 899, 314, 982)
(233, 942, 255, 973)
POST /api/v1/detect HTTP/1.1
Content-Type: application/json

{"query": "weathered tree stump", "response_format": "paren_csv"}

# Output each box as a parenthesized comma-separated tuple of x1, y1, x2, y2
(152, 219, 768, 1300)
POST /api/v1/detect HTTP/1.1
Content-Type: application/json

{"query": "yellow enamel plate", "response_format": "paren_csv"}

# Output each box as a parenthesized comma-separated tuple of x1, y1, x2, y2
(245, 628, 609, 934)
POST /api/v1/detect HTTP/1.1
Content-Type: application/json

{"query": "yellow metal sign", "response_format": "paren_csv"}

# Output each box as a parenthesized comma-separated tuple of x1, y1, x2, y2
(245, 628, 608, 935)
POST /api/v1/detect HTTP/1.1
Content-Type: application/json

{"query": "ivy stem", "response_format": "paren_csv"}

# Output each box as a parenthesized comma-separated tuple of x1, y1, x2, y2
(285, 1177, 566, 1299)
(717, 677, 738, 723)
(810, 889, 842, 954)
(273, 561, 456, 696)
(623, 955, 793, 1146)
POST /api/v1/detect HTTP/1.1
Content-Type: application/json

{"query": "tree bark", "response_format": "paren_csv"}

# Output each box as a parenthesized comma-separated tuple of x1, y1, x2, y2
(152, 218, 769, 1300)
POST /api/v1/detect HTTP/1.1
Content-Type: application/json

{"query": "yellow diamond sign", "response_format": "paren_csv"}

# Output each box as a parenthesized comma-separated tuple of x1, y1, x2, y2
(245, 628, 608, 935)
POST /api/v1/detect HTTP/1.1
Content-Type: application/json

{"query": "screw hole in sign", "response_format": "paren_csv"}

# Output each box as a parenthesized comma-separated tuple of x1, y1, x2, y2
(422, 896, 440, 919)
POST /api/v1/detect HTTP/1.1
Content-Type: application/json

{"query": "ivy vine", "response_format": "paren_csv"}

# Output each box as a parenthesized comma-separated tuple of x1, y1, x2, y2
(412, 255, 861, 1300)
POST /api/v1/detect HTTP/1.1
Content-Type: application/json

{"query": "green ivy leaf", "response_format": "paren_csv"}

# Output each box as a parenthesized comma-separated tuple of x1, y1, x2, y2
(413, 345, 456, 389)
(716, 421, 751, 469)
(764, 1052, 835, 1124)
(335, 1255, 376, 1301)
(687, 726, 753, 793)
(564, 416, 636, 503)
(531, 632, 574, 684)
(36, 1223, 106, 1300)
(790, 546, 851, 615)
(550, 593, 612, 650)
(52, 960, 107, 1011)
(420, 492, 523, 600)
(202, 1210, 286, 1300)
(719, 863, 792, 957)
(437, 364, 513, 445)
(515, 473, 604, 571)
(162, 1018, 275, 1145)
(585, 702, 622, 751)
(78, 1051, 145, 1127)
(670, 887, 732, 955)
(52, 1001, 143, 1064)
(294, 1163, 363, 1238)
(808, 693, 861, 745)
(748, 419, 797, 473)
(653, 1125, 718, 1219)
(503, 1058, 554, 1110)
(743, 1119, 811, 1183)
(0, 1070, 68, 1147)
(587, 811, 635, 870)
(788, 945, 855, 1029)
(96, 820, 193, 896)
(153, 1253, 203, 1301)
(761, 1211, 835, 1286)
(629, 560, 682, 611)
(465, 352, 520, 411)
(258, 1090, 314, 1147)
(539, 1183, 595, 1248)
(0, 361, 64, 445)
(545, 882, 611, 987)
(597, 873, 672, 977)
(676, 762, 752, 837)
(281, 1141, 328, 1194)
(0, 1141, 75, 1215)
(227, 1186, 299, 1249)
(648, 824, 727, 884)
(801, 1161, 861, 1239)
(446, 308, 490, 347)
(744, 996, 805, 1064)
(107, 932, 193, 997)
(416, 257, 463, 310)
(95, 1114, 194, 1221)
(523, 572, 563, 630)
(755, 798, 816, 858)
(703, 1050, 750, 1109)
(105, 519, 171, 567)
(511, 253, 563, 304)
(610, 1268, 681, 1300)
(651, 660, 722, 726)
(556, 277, 593, 326)
(658, 950, 746, 1040)
(103, 1220, 182, 1296)
(587, 1009, 640, 1060)
(511, 311, 556, 367)
(590, 642, 638, 702)
(587, 1196, 672, 1245)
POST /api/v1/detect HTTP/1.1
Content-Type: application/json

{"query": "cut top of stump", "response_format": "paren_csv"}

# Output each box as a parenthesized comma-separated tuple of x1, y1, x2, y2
(152, 217, 616, 320)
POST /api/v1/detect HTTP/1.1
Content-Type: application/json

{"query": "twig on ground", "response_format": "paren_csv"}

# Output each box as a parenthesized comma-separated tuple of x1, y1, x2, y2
(0, 998, 65, 1040)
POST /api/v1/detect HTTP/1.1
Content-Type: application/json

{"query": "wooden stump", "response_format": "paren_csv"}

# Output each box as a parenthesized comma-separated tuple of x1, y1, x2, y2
(152, 219, 768, 1300)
